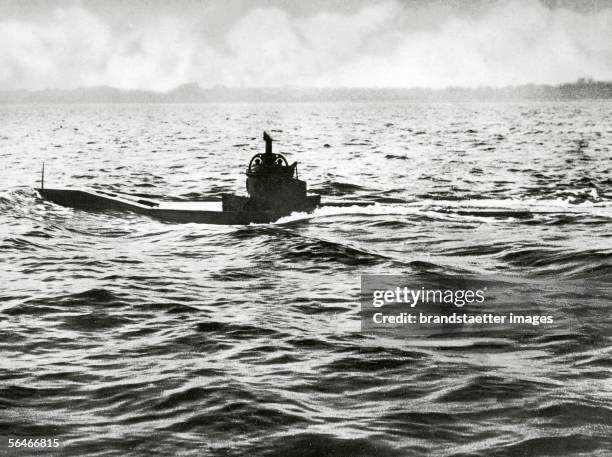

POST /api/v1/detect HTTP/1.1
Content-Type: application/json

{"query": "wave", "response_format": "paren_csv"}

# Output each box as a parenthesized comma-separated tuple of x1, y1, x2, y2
(499, 247, 612, 278)
(3, 288, 129, 316)
(253, 433, 404, 457)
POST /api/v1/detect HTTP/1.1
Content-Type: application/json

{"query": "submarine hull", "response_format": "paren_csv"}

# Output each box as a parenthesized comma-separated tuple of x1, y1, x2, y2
(221, 193, 320, 214)
(36, 188, 299, 225)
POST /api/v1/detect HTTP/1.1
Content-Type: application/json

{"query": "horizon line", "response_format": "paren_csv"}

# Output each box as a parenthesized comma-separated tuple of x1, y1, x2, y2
(2, 78, 612, 94)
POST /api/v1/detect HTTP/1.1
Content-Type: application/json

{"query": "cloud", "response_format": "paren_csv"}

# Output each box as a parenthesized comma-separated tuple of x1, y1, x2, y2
(1, 0, 611, 90)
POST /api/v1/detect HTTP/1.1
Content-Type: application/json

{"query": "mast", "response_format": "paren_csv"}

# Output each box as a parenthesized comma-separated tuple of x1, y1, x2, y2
(263, 131, 273, 155)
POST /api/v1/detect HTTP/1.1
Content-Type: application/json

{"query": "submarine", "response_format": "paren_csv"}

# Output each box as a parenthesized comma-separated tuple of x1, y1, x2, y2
(36, 132, 344, 225)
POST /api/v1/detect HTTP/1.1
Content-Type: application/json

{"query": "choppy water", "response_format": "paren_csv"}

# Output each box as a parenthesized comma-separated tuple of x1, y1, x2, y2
(1, 102, 611, 456)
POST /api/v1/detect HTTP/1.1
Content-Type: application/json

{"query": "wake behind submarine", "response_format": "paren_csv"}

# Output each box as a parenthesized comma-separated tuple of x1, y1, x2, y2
(36, 132, 366, 225)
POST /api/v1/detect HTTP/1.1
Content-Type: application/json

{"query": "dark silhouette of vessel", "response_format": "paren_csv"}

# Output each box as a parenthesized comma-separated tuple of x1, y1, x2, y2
(37, 132, 322, 225)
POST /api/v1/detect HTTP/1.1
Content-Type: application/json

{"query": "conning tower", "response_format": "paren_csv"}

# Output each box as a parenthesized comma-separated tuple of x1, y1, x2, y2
(221, 132, 319, 215)
(244, 132, 307, 212)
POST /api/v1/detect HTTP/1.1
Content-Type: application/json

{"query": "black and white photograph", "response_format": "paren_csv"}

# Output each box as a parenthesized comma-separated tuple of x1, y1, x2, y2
(1, 0, 611, 456)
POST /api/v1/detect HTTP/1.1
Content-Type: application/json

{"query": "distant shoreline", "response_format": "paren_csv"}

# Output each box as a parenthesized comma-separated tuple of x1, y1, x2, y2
(1, 79, 611, 104)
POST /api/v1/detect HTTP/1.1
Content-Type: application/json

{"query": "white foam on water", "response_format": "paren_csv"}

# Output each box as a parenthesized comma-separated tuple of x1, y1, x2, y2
(419, 198, 612, 218)
(272, 198, 612, 225)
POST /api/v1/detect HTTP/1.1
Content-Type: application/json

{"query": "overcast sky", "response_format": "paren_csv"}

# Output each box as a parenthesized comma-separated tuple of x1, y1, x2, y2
(1, 0, 611, 90)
